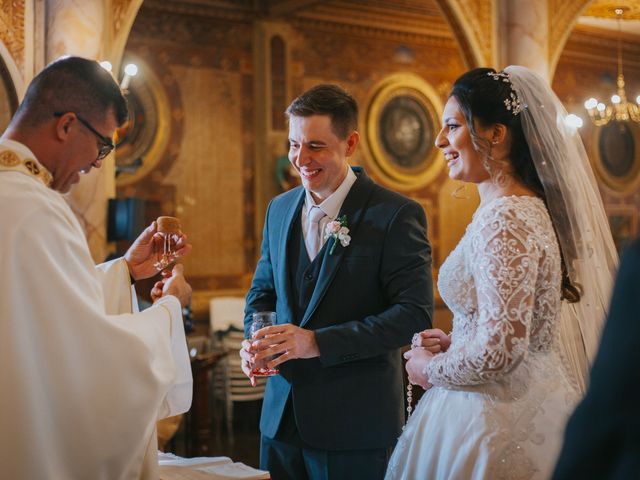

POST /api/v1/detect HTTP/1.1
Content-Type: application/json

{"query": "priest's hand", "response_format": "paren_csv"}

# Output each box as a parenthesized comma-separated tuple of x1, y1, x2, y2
(160, 264, 192, 307)
(124, 221, 192, 281)
(150, 269, 172, 303)
(251, 324, 320, 369)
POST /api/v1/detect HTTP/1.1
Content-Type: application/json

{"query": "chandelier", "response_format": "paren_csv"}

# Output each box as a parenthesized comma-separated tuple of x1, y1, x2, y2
(584, 7, 640, 126)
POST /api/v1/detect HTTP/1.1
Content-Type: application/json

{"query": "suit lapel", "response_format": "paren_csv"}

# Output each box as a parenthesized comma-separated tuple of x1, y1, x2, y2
(277, 188, 305, 324)
(300, 168, 374, 328)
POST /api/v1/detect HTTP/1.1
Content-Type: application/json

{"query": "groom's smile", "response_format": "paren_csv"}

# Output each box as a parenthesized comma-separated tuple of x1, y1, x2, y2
(288, 114, 358, 203)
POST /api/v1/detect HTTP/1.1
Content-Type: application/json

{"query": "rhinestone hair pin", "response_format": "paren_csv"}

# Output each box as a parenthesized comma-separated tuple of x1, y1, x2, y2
(487, 71, 523, 115)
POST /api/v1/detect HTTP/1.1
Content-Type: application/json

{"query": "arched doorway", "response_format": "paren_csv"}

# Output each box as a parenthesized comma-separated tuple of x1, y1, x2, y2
(0, 54, 18, 130)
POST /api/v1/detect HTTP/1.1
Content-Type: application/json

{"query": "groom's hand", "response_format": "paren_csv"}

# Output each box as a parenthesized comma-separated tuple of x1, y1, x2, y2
(251, 324, 320, 368)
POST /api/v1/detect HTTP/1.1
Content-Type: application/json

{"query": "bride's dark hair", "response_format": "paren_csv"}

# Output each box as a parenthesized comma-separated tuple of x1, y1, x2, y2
(450, 67, 580, 303)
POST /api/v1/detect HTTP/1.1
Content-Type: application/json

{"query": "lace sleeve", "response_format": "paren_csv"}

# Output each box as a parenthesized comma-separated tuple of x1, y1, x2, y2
(426, 206, 541, 386)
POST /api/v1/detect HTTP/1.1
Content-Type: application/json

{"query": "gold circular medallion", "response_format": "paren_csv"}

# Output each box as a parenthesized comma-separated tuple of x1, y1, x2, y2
(362, 73, 445, 190)
(0, 151, 21, 167)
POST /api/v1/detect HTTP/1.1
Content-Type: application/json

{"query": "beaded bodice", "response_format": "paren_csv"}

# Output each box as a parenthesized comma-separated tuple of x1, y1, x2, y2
(428, 196, 562, 387)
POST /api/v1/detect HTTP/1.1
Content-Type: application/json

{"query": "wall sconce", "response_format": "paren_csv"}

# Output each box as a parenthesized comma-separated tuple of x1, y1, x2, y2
(99, 61, 138, 91)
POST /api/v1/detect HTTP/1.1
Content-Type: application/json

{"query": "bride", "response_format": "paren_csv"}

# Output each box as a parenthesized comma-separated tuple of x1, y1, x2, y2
(385, 66, 618, 480)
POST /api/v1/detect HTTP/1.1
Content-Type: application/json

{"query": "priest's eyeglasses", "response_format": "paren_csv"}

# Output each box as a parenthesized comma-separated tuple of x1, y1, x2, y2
(53, 111, 115, 160)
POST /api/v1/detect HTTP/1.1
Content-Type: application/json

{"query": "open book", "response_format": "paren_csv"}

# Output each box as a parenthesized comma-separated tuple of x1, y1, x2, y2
(158, 452, 270, 480)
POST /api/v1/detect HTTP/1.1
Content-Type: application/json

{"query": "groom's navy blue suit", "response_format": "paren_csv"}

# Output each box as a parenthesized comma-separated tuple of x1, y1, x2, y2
(245, 167, 432, 477)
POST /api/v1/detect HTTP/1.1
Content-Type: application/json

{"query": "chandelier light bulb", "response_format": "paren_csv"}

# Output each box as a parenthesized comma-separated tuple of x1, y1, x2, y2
(636, 95, 640, 105)
(99, 61, 112, 72)
(565, 114, 584, 129)
(596, 103, 606, 112)
(584, 98, 598, 110)
(611, 94, 621, 104)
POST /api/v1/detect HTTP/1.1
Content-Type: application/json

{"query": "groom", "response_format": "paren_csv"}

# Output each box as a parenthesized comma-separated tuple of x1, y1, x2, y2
(241, 84, 433, 479)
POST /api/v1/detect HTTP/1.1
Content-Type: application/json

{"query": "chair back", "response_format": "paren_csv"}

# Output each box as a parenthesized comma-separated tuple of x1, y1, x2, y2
(209, 296, 246, 334)
(221, 330, 266, 402)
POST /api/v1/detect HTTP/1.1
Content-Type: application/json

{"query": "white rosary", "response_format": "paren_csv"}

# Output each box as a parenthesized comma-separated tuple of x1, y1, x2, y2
(404, 333, 422, 426)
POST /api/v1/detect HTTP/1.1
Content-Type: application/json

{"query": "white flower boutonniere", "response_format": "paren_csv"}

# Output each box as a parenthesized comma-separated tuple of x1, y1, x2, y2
(324, 215, 350, 255)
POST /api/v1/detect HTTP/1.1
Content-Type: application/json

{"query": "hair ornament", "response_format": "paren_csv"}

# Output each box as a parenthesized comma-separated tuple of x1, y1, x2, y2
(487, 71, 523, 115)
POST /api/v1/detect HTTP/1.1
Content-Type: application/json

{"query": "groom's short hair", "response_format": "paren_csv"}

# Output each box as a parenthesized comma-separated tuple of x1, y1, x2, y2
(286, 84, 358, 140)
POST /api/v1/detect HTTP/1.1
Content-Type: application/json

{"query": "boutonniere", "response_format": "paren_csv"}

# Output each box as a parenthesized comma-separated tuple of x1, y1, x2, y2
(324, 215, 350, 255)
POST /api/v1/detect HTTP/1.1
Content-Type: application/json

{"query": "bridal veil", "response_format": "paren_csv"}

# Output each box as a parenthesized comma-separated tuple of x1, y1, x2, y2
(505, 65, 618, 392)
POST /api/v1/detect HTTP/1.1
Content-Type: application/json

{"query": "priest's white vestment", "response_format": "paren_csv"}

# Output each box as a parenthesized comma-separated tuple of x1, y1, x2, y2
(0, 139, 193, 479)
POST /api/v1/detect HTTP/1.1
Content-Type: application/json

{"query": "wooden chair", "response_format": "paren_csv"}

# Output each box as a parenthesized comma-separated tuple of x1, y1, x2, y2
(210, 297, 266, 443)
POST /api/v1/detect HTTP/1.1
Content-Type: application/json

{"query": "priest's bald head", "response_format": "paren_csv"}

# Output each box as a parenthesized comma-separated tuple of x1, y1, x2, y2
(2, 56, 128, 192)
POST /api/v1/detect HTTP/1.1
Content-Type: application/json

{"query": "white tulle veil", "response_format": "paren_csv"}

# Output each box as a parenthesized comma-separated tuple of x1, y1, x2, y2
(504, 65, 618, 392)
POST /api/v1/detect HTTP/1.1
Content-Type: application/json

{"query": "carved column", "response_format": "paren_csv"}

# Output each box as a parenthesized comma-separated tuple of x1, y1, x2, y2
(497, 0, 550, 79)
(46, 0, 113, 262)
(253, 21, 291, 245)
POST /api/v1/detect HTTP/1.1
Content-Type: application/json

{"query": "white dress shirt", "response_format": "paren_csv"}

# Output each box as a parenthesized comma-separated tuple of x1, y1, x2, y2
(302, 166, 357, 259)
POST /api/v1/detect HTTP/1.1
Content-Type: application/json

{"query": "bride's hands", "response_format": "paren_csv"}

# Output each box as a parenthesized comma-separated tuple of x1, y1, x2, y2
(404, 347, 434, 390)
(416, 328, 451, 354)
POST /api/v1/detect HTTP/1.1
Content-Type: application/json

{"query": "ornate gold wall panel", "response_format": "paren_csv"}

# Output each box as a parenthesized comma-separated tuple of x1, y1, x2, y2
(0, 0, 25, 73)
(123, 5, 256, 299)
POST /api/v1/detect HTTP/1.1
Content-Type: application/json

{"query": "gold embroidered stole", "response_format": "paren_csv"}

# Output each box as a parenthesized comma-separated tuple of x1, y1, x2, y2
(0, 149, 53, 187)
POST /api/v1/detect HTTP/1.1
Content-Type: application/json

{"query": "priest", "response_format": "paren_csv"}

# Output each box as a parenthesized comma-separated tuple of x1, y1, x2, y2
(0, 56, 193, 479)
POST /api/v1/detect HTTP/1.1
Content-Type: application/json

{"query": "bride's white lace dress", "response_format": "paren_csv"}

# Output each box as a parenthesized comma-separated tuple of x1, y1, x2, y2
(386, 196, 580, 480)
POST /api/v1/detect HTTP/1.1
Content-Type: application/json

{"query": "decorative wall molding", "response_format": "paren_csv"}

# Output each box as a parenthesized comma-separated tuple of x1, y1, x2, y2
(434, 0, 489, 67)
(559, 24, 640, 69)
(361, 73, 445, 191)
(290, 17, 454, 47)
(293, 4, 452, 39)
(454, 0, 493, 64)
(112, 0, 136, 36)
(548, 0, 591, 77)
(140, 0, 257, 22)
(584, 0, 640, 19)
